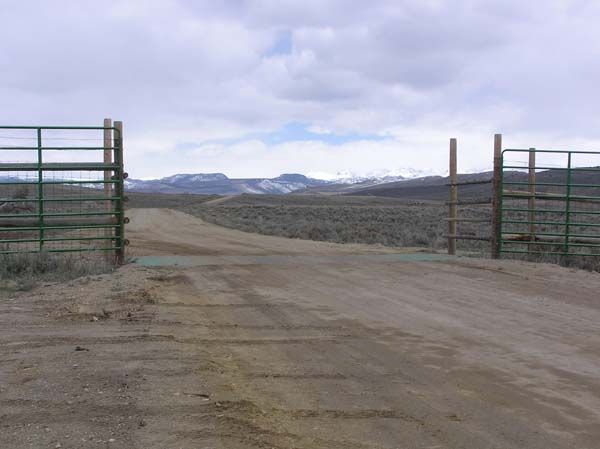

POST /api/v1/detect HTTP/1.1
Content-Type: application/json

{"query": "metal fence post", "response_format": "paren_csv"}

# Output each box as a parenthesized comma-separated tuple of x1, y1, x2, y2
(491, 134, 502, 259)
(448, 138, 457, 255)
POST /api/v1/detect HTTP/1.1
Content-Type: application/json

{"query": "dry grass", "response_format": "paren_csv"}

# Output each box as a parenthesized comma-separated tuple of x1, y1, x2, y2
(0, 252, 115, 293)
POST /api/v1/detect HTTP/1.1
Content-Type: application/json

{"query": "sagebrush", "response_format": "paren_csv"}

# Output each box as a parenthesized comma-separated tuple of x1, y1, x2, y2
(0, 252, 114, 292)
(179, 196, 492, 253)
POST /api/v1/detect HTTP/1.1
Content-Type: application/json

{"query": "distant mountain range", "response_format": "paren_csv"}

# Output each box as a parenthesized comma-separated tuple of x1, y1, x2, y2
(4, 166, 599, 200)
(125, 165, 600, 200)
(125, 168, 437, 195)
(341, 168, 600, 201)
(0, 169, 436, 196)
(125, 173, 329, 195)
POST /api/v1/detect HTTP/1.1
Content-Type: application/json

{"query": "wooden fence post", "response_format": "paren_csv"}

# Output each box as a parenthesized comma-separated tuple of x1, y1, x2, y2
(528, 148, 536, 245)
(448, 138, 457, 255)
(113, 121, 125, 265)
(491, 134, 502, 259)
(103, 118, 113, 261)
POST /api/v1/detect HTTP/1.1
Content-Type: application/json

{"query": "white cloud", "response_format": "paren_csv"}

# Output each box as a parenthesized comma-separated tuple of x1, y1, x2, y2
(1, 0, 599, 178)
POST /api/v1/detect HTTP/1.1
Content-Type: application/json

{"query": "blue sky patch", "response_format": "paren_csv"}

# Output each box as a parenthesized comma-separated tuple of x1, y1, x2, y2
(184, 123, 387, 150)
(265, 30, 293, 56)
(257, 122, 387, 145)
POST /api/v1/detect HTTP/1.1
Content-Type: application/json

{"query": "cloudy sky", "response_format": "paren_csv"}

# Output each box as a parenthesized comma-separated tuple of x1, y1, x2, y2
(2, 0, 600, 179)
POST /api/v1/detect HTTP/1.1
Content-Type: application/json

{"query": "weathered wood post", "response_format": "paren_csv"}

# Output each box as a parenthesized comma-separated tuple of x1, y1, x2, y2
(491, 134, 503, 259)
(448, 138, 457, 255)
(103, 118, 113, 260)
(528, 148, 536, 246)
(113, 121, 125, 265)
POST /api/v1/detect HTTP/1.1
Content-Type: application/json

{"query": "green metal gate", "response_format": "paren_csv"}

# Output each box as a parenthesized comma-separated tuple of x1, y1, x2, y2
(0, 123, 127, 263)
(499, 148, 600, 258)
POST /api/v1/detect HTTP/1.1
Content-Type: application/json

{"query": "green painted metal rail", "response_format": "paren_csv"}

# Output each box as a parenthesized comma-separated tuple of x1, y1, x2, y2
(0, 124, 126, 261)
(499, 148, 600, 258)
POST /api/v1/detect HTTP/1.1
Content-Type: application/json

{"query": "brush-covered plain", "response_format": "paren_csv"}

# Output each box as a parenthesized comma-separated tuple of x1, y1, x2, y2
(129, 193, 491, 253)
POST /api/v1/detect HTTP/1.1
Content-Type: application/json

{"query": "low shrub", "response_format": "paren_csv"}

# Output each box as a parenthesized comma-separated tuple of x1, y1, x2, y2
(181, 200, 492, 254)
(0, 252, 114, 292)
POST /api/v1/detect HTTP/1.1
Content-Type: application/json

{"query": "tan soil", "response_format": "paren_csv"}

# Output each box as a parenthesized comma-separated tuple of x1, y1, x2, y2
(2, 208, 600, 448)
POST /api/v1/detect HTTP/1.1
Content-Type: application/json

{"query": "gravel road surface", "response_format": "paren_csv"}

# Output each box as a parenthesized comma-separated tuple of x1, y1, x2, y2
(2, 208, 599, 448)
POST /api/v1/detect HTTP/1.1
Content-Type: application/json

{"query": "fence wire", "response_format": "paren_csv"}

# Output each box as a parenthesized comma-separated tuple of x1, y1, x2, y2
(500, 149, 600, 262)
(0, 125, 125, 261)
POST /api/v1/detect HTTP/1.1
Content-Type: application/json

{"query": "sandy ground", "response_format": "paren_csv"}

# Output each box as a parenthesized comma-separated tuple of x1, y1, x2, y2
(2, 208, 600, 448)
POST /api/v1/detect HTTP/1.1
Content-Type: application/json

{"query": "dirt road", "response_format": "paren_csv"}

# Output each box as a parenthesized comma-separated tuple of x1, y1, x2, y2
(2, 208, 600, 448)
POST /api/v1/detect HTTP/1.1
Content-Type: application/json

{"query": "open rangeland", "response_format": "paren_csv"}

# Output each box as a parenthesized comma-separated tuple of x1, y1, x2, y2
(2, 208, 600, 448)
(131, 193, 492, 254)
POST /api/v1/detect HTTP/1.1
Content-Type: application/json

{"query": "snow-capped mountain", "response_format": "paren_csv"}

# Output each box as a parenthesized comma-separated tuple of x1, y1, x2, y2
(124, 168, 441, 195)
(1, 168, 441, 196)
(124, 173, 329, 195)
(306, 168, 439, 185)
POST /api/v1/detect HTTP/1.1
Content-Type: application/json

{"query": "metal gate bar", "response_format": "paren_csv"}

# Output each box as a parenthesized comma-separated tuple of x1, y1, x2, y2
(0, 123, 126, 262)
(499, 148, 600, 258)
